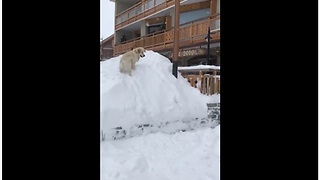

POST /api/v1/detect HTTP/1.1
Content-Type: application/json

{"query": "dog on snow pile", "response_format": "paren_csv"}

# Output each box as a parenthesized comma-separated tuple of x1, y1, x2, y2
(119, 47, 146, 76)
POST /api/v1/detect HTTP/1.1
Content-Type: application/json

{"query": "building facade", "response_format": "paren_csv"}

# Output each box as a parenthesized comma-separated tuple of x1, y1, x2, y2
(100, 34, 115, 61)
(110, 0, 220, 66)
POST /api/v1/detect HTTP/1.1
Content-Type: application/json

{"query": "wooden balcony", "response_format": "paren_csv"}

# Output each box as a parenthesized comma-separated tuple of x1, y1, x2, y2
(184, 74, 220, 95)
(115, 0, 175, 30)
(114, 14, 220, 56)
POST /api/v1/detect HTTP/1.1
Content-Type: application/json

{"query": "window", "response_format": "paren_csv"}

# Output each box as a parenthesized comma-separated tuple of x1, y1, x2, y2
(155, 0, 165, 5)
(136, 5, 142, 14)
(115, 17, 121, 25)
(147, 24, 166, 34)
(129, 9, 135, 18)
(180, 8, 210, 25)
(145, 0, 154, 10)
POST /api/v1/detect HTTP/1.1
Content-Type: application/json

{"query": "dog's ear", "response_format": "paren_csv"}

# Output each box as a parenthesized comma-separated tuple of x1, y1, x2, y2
(136, 48, 142, 54)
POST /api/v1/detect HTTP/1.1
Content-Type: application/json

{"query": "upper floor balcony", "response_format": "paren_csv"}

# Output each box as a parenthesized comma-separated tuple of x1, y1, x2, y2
(114, 13, 220, 56)
(115, 0, 204, 30)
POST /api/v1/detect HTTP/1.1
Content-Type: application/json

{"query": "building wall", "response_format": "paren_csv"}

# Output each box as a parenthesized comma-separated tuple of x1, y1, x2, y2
(140, 20, 147, 36)
(215, 0, 220, 29)
(102, 49, 114, 60)
(101, 36, 114, 60)
(113, 0, 220, 60)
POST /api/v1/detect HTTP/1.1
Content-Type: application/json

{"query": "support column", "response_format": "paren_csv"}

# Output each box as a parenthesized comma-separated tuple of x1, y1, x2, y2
(172, 0, 180, 78)
(140, 20, 147, 37)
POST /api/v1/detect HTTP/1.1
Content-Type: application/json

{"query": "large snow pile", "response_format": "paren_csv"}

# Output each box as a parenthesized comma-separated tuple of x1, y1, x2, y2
(100, 50, 218, 136)
(101, 126, 220, 180)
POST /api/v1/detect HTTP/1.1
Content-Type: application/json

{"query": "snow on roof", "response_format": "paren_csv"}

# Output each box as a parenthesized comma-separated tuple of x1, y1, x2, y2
(100, 34, 114, 44)
(178, 65, 220, 71)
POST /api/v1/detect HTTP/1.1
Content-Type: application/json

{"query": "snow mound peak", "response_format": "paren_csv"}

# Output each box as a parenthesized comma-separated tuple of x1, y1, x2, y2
(100, 50, 209, 134)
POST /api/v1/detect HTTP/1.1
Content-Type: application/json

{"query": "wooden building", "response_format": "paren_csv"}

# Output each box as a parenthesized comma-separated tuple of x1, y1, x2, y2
(109, 0, 220, 66)
(100, 34, 114, 61)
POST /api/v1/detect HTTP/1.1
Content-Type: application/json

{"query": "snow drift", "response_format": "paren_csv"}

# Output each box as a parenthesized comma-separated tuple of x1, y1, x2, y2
(100, 50, 214, 137)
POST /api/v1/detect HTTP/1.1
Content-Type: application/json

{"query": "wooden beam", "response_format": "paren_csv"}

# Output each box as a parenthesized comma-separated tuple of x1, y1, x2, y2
(210, 0, 217, 15)
(165, 16, 172, 30)
(180, 1, 210, 13)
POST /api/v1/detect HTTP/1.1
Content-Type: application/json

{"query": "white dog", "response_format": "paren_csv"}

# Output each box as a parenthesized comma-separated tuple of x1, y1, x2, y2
(119, 47, 146, 76)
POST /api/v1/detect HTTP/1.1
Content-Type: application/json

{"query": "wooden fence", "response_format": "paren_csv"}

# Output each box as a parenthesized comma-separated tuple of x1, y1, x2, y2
(179, 68, 220, 95)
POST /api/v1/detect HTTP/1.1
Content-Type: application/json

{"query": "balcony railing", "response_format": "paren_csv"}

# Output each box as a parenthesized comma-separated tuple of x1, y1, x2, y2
(179, 68, 220, 95)
(114, 14, 220, 55)
(183, 74, 220, 95)
(115, 0, 175, 30)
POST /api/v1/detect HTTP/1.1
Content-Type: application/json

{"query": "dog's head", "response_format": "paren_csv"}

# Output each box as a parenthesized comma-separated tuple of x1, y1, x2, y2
(134, 47, 146, 58)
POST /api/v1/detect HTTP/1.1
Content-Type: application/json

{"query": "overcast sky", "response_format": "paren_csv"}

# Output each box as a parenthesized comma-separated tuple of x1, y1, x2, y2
(100, 0, 115, 40)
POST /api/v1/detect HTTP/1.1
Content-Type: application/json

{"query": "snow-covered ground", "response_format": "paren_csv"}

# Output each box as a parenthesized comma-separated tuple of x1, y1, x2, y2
(100, 50, 219, 138)
(101, 126, 220, 180)
(101, 50, 220, 180)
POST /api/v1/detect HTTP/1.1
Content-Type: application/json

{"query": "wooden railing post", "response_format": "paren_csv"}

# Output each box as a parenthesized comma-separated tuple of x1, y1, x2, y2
(190, 22, 193, 43)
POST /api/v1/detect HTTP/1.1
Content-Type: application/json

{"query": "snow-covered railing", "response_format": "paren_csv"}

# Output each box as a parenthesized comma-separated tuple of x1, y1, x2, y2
(178, 65, 220, 71)
(210, 28, 220, 33)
